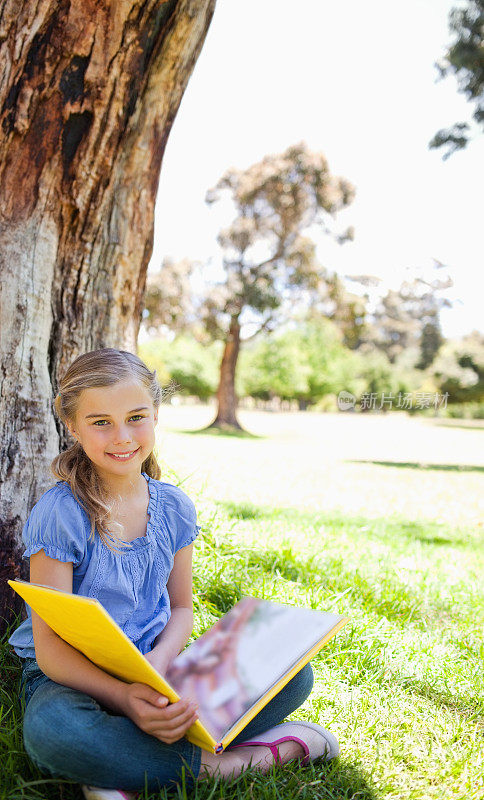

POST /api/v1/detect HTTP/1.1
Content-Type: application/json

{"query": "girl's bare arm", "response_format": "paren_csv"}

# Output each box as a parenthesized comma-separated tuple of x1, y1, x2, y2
(145, 543, 195, 675)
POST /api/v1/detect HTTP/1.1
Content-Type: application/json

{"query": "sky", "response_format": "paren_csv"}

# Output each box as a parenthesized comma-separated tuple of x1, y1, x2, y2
(149, 0, 483, 339)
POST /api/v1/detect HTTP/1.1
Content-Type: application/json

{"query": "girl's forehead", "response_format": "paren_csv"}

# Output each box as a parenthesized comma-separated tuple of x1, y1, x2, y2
(77, 380, 153, 410)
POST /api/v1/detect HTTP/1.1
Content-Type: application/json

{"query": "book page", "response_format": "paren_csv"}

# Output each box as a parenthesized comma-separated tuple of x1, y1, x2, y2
(166, 597, 342, 743)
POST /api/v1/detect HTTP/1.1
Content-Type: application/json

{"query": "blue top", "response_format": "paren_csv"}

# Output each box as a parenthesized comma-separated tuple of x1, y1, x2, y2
(8, 473, 200, 660)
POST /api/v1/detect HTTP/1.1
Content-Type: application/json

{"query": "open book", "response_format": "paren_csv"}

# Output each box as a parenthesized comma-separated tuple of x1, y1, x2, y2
(8, 580, 347, 753)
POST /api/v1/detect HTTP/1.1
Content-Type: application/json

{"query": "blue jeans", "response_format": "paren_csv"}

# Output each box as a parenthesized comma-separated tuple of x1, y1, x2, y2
(20, 658, 314, 791)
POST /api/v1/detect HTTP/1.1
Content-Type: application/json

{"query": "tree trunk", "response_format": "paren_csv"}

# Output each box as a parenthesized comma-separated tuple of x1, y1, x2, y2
(0, 0, 215, 634)
(211, 316, 242, 429)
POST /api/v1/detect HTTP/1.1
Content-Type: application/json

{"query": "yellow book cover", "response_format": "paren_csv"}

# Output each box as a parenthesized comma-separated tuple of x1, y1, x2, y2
(8, 581, 347, 753)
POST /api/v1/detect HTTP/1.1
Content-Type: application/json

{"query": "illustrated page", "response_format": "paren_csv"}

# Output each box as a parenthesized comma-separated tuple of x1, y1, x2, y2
(166, 597, 343, 742)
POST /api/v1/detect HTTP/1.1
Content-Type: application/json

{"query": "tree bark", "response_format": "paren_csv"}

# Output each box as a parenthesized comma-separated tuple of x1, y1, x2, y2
(0, 0, 215, 633)
(211, 316, 242, 430)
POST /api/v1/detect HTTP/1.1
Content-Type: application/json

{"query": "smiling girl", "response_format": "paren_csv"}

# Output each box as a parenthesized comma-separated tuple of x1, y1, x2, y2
(9, 348, 338, 799)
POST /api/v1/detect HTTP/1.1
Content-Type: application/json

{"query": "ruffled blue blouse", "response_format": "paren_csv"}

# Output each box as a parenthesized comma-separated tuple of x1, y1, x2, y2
(8, 473, 200, 659)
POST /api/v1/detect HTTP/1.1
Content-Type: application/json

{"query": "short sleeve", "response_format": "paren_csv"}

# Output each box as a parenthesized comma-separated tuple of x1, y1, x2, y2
(160, 483, 201, 553)
(22, 484, 87, 567)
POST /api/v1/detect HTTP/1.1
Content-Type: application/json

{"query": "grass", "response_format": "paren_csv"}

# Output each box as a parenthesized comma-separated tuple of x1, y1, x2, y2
(1, 408, 483, 800)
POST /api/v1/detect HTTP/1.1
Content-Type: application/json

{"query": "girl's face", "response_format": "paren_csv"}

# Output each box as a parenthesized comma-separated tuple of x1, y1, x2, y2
(67, 380, 158, 480)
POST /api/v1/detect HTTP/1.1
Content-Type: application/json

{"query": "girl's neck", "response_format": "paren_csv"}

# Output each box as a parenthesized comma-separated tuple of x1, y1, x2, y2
(97, 469, 147, 502)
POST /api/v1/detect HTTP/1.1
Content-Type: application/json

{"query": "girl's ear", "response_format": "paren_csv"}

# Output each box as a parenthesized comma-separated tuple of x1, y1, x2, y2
(66, 422, 78, 441)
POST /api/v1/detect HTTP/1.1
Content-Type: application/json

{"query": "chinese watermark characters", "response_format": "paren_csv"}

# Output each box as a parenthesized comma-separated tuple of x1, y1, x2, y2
(337, 391, 449, 412)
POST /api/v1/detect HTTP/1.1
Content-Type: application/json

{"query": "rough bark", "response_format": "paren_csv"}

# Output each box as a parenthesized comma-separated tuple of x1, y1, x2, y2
(211, 316, 242, 430)
(0, 0, 215, 633)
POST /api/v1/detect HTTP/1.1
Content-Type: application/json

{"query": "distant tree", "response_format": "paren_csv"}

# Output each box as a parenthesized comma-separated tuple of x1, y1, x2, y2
(356, 349, 398, 407)
(239, 333, 310, 403)
(292, 319, 360, 408)
(238, 318, 424, 411)
(239, 319, 362, 408)
(139, 336, 221, 400)
(367, 288, 417, 364)
(201, 142, 355, 429)
(323, 272, 369, 350)
(430, 0, 484, 158)
(431, 331, 484, 402)
(143, 257, 197, 335)
(418, 322, 444, 370)
(367, 265, 452, 366)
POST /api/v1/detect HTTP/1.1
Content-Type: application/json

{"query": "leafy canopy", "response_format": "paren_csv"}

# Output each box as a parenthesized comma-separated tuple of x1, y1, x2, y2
(430, 0, 484, 157)
(201, 141, 355, 337)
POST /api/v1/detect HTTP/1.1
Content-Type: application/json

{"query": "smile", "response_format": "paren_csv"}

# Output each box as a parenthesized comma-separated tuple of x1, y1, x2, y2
(106, 448, 140, 460)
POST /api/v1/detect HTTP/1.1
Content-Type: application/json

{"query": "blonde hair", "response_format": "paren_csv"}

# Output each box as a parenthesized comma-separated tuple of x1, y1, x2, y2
(51, 348, 162, 551)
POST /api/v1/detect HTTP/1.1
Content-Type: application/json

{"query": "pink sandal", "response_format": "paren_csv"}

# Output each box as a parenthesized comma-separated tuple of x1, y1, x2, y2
(81, 787, 138, 800)
(228, 721, 339, 767)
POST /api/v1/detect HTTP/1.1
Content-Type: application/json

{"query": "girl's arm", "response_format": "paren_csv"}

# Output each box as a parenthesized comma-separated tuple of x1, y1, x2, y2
(29, 549, 198, 743)
(145, 543, 194, 676)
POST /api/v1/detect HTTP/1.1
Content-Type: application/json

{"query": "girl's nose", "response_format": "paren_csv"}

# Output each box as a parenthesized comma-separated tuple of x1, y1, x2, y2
(112, 425, 133, 444)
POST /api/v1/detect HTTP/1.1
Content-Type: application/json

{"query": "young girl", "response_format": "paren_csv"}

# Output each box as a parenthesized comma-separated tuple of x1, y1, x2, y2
(9, 348, 339, 799)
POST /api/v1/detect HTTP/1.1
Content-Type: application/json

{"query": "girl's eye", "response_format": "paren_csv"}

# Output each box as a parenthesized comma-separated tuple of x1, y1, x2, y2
(92, 415, 146, 426)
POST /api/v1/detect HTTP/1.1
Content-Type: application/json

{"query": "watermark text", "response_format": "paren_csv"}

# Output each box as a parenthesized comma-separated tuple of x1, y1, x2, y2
(337, 391, 449, 412)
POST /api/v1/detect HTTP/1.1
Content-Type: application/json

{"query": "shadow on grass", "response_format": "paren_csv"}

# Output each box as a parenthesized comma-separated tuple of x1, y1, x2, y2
(219, 501, 475, 549)
(308, 758, 382, 800)
(348, 459, 484, 473)
(389, 519, 475, 549)
(429, 420, 484, 432)
(172, 426, 264, 440)
(206, 520, 426, 628)
(155, 758, 382, 800)
(241, 758, 383, 800)
(222, 501, 269, 520)
(247, 543, 426, 626)
(213, 503, 479, 631)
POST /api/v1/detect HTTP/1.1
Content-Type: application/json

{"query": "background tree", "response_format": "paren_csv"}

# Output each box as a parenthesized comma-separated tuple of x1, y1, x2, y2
(366, 265, 452, 366)
(430, 0, 484, 158)
(288, 319, 361, 409)
(324, 272, 368, 350)
(238, 327, 312, 407)
(139, 335, 221, 400)
(418, 322, 444, 370)
(198, 141, 355, 429)
(431, 330, 484, 402)
(143, 257, 197, 335)
(0, 0, 215, 632)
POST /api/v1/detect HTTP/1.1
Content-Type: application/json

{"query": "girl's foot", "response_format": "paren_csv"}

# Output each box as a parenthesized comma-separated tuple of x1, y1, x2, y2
(200, 721, 339, 779)
(81, 786, 137, 800)
(231, 721, 339, 766)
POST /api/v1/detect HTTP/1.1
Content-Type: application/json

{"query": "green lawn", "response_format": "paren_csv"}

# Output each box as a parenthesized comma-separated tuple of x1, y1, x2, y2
(2, 409, 483, 800)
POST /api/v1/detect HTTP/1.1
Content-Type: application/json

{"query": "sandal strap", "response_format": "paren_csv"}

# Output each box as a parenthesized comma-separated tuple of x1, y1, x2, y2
(230, 735, 310, 765)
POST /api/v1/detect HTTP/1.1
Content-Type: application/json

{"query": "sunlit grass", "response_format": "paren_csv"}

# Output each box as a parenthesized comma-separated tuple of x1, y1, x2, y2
(1, 409, 483, 800)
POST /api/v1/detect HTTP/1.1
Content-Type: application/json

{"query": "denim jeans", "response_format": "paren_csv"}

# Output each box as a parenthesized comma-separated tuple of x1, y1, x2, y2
(20, 657, 314, 791)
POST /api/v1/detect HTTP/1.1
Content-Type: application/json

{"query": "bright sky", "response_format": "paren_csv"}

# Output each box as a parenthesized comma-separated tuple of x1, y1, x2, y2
(150, 0, 483, 339)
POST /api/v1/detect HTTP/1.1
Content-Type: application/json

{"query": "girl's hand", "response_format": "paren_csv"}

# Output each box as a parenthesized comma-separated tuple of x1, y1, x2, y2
(121, 682, 198, 744)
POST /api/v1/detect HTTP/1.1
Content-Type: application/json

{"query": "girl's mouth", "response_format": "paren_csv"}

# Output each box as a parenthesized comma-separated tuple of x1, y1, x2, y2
(106, 448, 140, 461)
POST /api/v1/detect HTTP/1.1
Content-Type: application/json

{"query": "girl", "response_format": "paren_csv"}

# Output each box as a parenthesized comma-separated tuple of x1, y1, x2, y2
(9, 348, 339, 799)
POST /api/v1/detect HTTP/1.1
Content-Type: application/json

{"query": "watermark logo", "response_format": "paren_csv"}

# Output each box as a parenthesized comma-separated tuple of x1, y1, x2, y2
(338, 391, 449, 411)
(337, 391, 356, 411)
